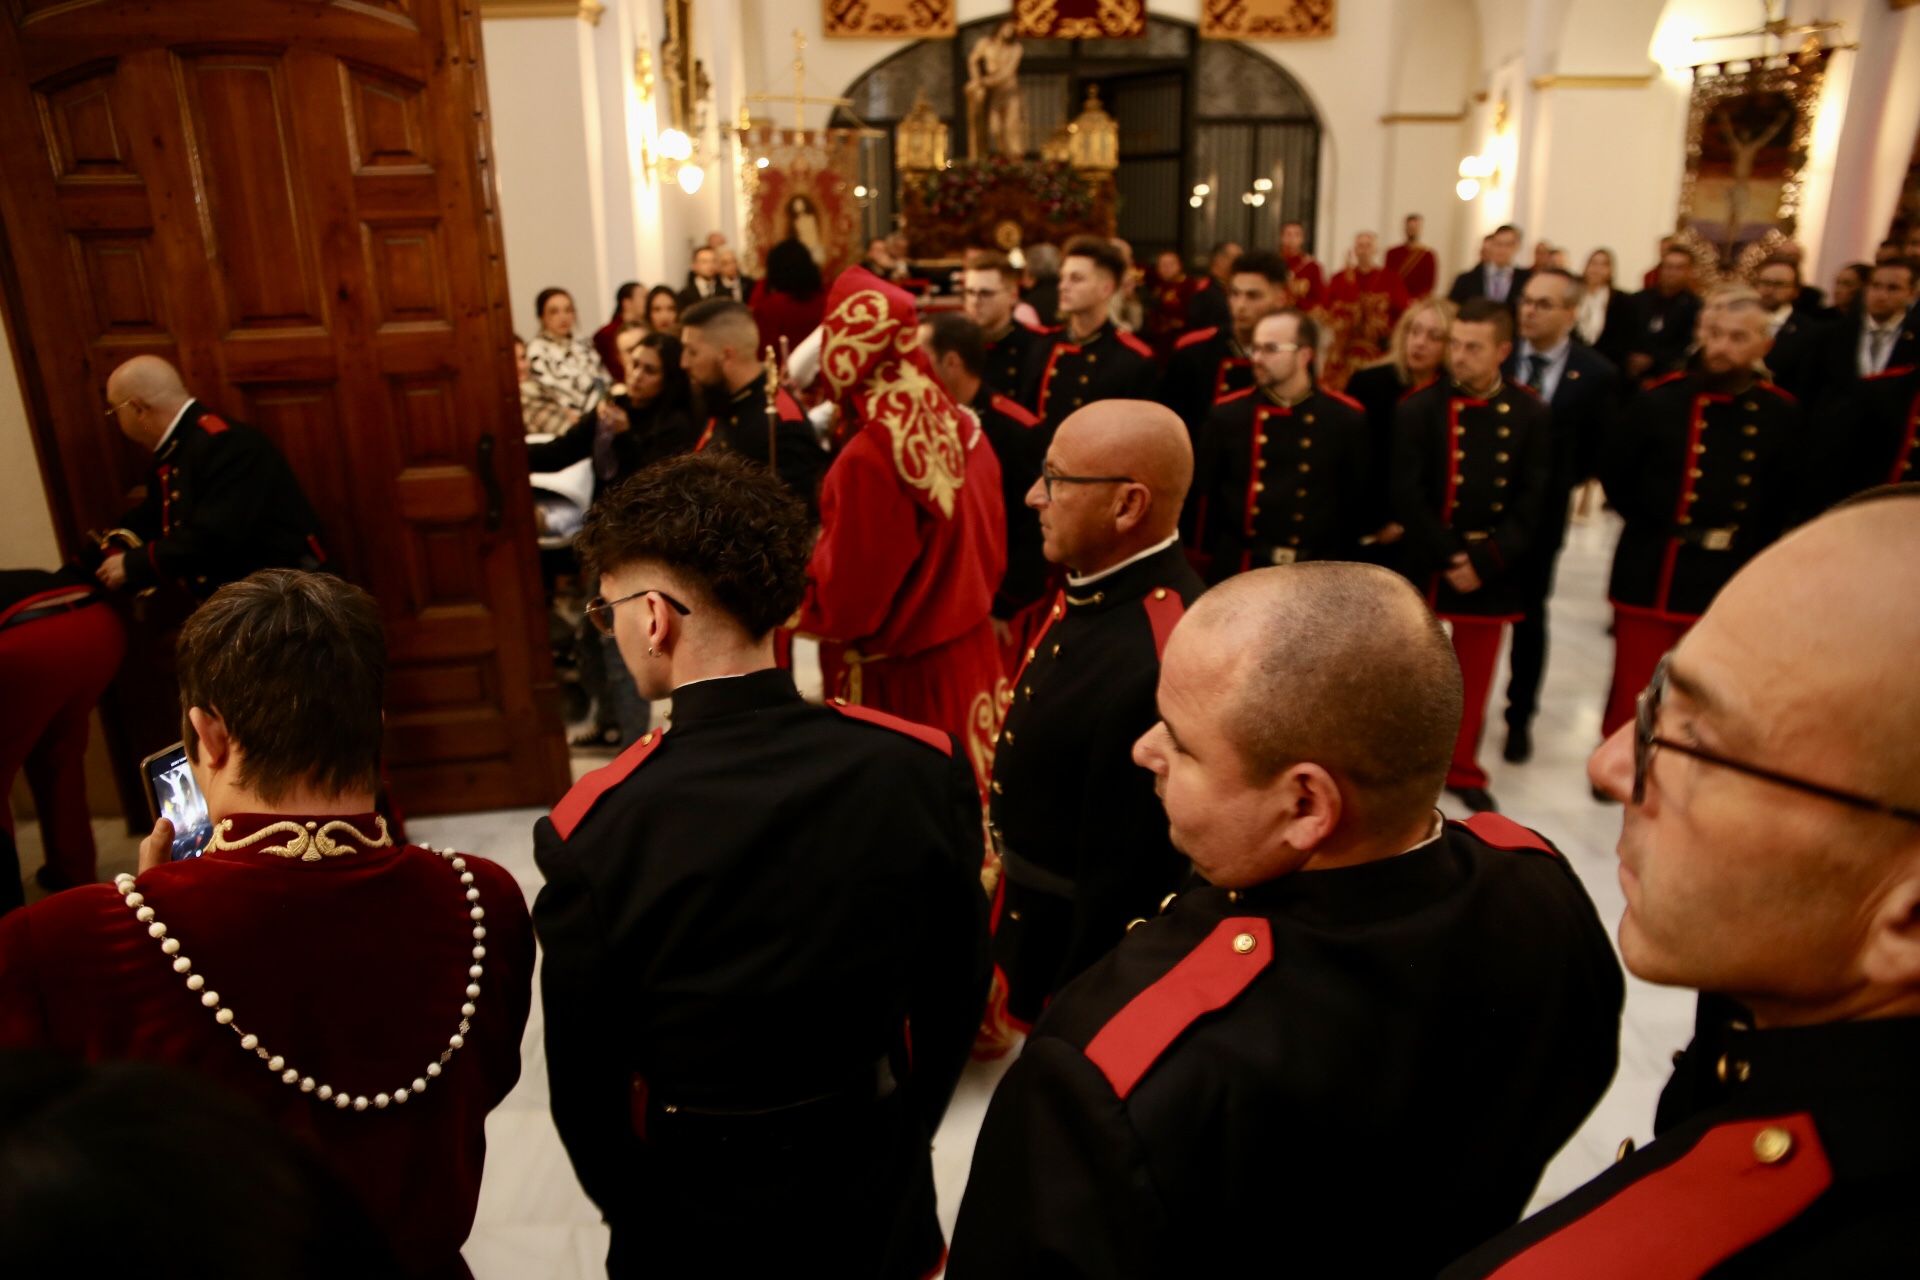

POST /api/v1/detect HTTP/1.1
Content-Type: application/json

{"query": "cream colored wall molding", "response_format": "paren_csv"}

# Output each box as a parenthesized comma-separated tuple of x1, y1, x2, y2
(1380, 111, 1467, 124)
(1530, 72, 1659, 91)
(479, 0, 603, 24)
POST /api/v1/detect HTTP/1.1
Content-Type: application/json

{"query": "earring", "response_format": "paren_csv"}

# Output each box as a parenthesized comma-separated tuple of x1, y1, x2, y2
(647, 646, 661, 658)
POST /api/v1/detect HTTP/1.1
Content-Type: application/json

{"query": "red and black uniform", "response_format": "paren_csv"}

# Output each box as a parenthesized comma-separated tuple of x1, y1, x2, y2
(971, 386, 1049, 620)
(986, 542, 1202, 1028)
(1385, 240, 1438, 299)
(1816, 363, 1920, 508)
(533, 670, 990, 1280)
(1192, 385, 1370, 582)
(1035, 321, 1161, 433)
(1444, 1013, 1920, 1278)
(1161, 325, 1254, 439)
(0, 813, 534, 1278)
(982, 320, 1053, 411)
(113, 400, 326, 599)
(1344, 363, 1434, 566)
(1392, 380, 1553, 791)
(694, 374, 827, 517)
(0, 569, 125, 909)
(1598, 372, 1803, 735)
(1183, 275, 1231, 335)
(949, 814, 1623, 1279)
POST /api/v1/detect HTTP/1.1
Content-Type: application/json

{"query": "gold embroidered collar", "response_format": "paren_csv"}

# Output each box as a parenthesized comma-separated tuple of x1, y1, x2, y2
(205, 815, 393, 862)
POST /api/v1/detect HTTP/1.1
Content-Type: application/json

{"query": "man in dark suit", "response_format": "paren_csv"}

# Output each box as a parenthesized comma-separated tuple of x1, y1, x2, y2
(1811, 259, 1919, 507)
(1622, 246, 1702, 381)
(677, 244, 722, 309)
(1447, 223, 1529, 310)
(713, 247, 751, 303)
(1815, 257, 1918, 405)
(1500, 270, 1619, 762)
(1753, 254, 1828, 402)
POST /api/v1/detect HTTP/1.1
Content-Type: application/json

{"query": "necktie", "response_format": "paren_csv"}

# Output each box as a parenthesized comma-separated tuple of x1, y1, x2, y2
(1490, 269, 1507, 303)
(1525, 353, 1549, 389)
(1870, 328, 1892, 373)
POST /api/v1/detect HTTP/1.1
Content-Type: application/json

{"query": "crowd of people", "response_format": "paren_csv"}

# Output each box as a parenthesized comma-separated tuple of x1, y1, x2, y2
(3, 208, 1919, 1277)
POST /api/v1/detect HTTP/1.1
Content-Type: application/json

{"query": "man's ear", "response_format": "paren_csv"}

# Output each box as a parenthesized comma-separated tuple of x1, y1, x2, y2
(1860, 864, 1920, 992)
(187, 706, 232, 772)
(1273, 763, 1342, 853)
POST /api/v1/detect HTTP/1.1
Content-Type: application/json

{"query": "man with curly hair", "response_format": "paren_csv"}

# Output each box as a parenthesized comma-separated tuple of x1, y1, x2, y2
(532, 451, 990, 1279)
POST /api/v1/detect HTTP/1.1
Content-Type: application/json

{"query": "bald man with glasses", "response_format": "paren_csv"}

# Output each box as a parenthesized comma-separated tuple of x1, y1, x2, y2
(1445, 486, 1920, 1277)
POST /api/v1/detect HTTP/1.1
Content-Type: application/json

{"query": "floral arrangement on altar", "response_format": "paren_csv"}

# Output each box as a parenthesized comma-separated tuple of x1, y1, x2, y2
(920, 156, 1094, 224)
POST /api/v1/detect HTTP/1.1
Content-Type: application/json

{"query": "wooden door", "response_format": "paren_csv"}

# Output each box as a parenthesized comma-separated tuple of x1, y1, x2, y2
(0, 0, 570, 814)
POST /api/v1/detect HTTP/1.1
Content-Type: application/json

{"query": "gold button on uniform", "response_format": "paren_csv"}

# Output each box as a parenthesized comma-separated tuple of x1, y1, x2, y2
(1753, 1127, 1794, 1165)
(990, 780, 1003, 794)
(1158, 892, 1179, 913)
(1153, 587, 1168, 600)
(1496, 426, 1511, 439)
(1254, 481, 1265, 492)
(1495, 452, 1509, 463)
(1125, 917, 1147, 933)
(1615, 1137, 1636, 1163)
(1232, 932, 1257, 954)
(1303, 414, 1315, 425)
(1496, 402, 1510, 414)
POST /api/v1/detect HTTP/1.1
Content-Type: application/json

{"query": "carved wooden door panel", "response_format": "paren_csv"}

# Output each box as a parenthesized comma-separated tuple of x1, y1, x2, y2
(0, 0, 570, 814)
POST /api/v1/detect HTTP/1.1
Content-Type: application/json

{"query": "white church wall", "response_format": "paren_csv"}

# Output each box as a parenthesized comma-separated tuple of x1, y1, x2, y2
(0, 306, 60, 564)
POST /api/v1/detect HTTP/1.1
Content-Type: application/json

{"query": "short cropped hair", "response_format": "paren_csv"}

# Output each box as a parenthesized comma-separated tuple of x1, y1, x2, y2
(176, 571, 385, 803)
(1703, 283, 1765, 314)
(576, 452, 811, 639)
(1258, 308, 1319, 371)
(1532, 266, 1580, 303)
(1230, 249, 1290, 286)
(1874, 258, 1918, 287)
(1062, 234, 1129, 284)
(1756, 254, 1801, 284)
(1455, 297, 1513, 344)
(679, 298, 759, 352)
(924, 312, 986, 378)
(964, 249, 1017, 283)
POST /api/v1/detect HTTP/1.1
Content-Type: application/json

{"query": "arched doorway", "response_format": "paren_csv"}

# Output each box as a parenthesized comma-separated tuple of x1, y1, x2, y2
(835, 16, 1322, 263)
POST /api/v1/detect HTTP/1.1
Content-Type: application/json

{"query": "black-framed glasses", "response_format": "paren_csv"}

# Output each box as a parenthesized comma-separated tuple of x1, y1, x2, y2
(1039, 465, 1135, 502)
(584, 588, 691, 636)
(1633, 654, 1920, 822)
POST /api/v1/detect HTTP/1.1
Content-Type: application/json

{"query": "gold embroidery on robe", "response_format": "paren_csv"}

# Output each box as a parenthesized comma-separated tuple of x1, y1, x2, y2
(205, 815, 393, 862)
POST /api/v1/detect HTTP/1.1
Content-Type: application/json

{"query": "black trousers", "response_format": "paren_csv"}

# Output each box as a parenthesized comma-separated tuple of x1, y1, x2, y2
(1502, 533, 1567, 731)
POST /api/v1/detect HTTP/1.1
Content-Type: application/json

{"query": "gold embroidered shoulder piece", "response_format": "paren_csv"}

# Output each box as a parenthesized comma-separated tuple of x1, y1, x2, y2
(205, 816, 393, 862)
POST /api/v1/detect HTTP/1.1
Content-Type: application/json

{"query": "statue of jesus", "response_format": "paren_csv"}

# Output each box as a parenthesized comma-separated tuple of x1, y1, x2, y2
(965, 20, 1026, 160)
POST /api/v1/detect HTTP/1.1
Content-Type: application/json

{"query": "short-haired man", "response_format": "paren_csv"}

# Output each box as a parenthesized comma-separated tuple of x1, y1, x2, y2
(713, 246, 750, 302)
(678, 243, 720, 307)
(1449, 223, 1530, 308)
(679, 297, 826, 513)
(924, 311, 1049, 623)
(1445, 489, 1920, 1277)
(950, 564, 1622, 1278)
(1598, 286, 1802, 740)
(1192, 308, 1369, 580)
(535, 453, 988, 1278)
(1278, 220, 1326, 310)
(1386, 211, 1438, 299)
(986, 400, 1204, 1026)
(98, 355, 327, 598)
(1392, 298, 1553, 812)
(963, 249, 1049, 407)
(1034, 236, 1160, 432)
(1163, 248, 1289, 436)
(1499, 267, 1621, 762)
(1323, 229, 1412, 385)
(1812, 257, 1920, 506)
(1752, 254, 1826, 400)
(1624, 245, 1703, 380)
(1183, 239, 1240, 333)
(0, 570, 535, 1277)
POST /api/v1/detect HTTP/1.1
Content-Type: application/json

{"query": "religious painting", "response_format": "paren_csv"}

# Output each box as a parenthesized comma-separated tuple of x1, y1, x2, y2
(1014, 0, 1145, 40)
(739, 123, 869, 282)
(823, 0, 955, 38)
(1199, 0, 1336, 39)
(1677, 49, 1830, 274)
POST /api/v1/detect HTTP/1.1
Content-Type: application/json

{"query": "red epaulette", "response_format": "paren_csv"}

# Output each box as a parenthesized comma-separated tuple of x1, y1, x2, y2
(990, 394, 1042, 429)
(1215, 386, 1256, 406)
(693, 418, 717, 452)
(1141, 586, 1186, 659)
(550, 727, 669, 840)
(826, 698, 953, 756)
(775, 388, 806, 421)
(1174, 325, 1220, 351)
(1084, 918, 1272, 1098)
(1117, 329, 1155, 359)
(199, 413, 230, 435)
(1480, 1114, 1830, 1278)
(1755, 380, 1798, 404)
(1459, 811, 1562, 858)
(1320, 388, 1364, 413)
(1642, 370, 1686, 392)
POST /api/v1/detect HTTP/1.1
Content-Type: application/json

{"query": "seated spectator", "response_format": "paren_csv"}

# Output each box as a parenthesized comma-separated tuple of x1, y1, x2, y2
(516, 333, 573, 436)
(525, 287, 610, 415)
(526, 331, 699, 482)
(534, 452, 988, 1278)
(591, 282, 644, 375)
(749, 237, 826, 358)
(1446, 488, 1920, 1276)
(644, 284, 681, 337)
(0, 570, 534, 1279)
(950, 562, 1623, 1278)
(0, 1052, 400, 1277)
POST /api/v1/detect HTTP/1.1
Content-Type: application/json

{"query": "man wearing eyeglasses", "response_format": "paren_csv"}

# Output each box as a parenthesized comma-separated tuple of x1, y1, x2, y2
(1444, 487, 1920, 1277)
(985, 399, 1203, 1027)
(1190, 308, 1370, 581)
(963, 251, 1050, 409)
(1598, 286, 1803, 744)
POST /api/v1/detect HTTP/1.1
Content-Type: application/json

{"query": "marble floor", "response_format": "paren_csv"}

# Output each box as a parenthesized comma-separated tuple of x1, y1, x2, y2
(6, 510, 1695, 1278)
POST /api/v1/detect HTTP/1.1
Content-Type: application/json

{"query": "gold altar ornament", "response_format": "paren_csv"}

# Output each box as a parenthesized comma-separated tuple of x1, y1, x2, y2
(1068, 86, 1118, 172)
(897, 90, 949, 172)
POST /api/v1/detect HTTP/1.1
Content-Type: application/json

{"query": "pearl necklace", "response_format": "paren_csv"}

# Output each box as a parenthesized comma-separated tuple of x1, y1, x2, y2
(113, 845, 487, 1113)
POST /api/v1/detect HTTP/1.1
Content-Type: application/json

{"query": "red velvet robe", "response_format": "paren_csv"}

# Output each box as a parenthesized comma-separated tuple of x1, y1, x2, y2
(1322, 266, 1411, 390)
(1386, 241, 1438, 299)
(1282, 251, 1327, 312)
(0, 813, 534, 1279)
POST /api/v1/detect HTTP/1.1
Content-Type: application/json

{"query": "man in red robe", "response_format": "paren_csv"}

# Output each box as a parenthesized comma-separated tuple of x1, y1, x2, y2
(1323, 231, 1411, 389)
(1385, 213, 1438, 299)
(798, 267, 1009, 786)
(1280, 220, 1327, 312)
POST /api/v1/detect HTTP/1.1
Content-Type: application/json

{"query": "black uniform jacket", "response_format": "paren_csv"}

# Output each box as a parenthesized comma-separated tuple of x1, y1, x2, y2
(1815, 363, 1920, 507)
(1444, 1013, 1920, 1278)
(1193, 384, 1370, 582)
(1162, 325, 1254, 438)
(987, 541, 1203, 1025)
(1763, 308, 1829, 403)
(1601, 372, 1803, 620)
(532, 669, 990, 1277)
(949, 812, 1624, 1280)
(1392, 379, 1553, 617)
(982, 320, 1053, 410)
(697, 374, 827, 515)
(1344, 361, 1423, 536)
(1183, 275, 1231, 334)
(971, 387, 1048, 618)
(1035, 320, 1161, 431)
(116, 400, 325, 598)
(1625, 288, 1703, 376)
(1812, 312, 1919, 407)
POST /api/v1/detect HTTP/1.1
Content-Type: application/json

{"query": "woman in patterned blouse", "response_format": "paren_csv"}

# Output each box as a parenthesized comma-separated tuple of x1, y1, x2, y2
(524, 287, 610, 417)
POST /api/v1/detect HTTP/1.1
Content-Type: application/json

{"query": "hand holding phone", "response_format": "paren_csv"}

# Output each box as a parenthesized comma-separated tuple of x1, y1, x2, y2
(139, 743, 214, 861)
(139, 818, 176, 873)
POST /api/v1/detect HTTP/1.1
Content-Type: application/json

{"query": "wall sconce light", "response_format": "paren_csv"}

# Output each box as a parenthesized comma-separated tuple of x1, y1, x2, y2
(1456, 153, 1497, 201)
(1189, 182, 1210, 210)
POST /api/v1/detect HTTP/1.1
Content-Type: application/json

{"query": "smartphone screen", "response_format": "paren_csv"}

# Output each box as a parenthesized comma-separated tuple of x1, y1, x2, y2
(141, 743, 213, 861)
